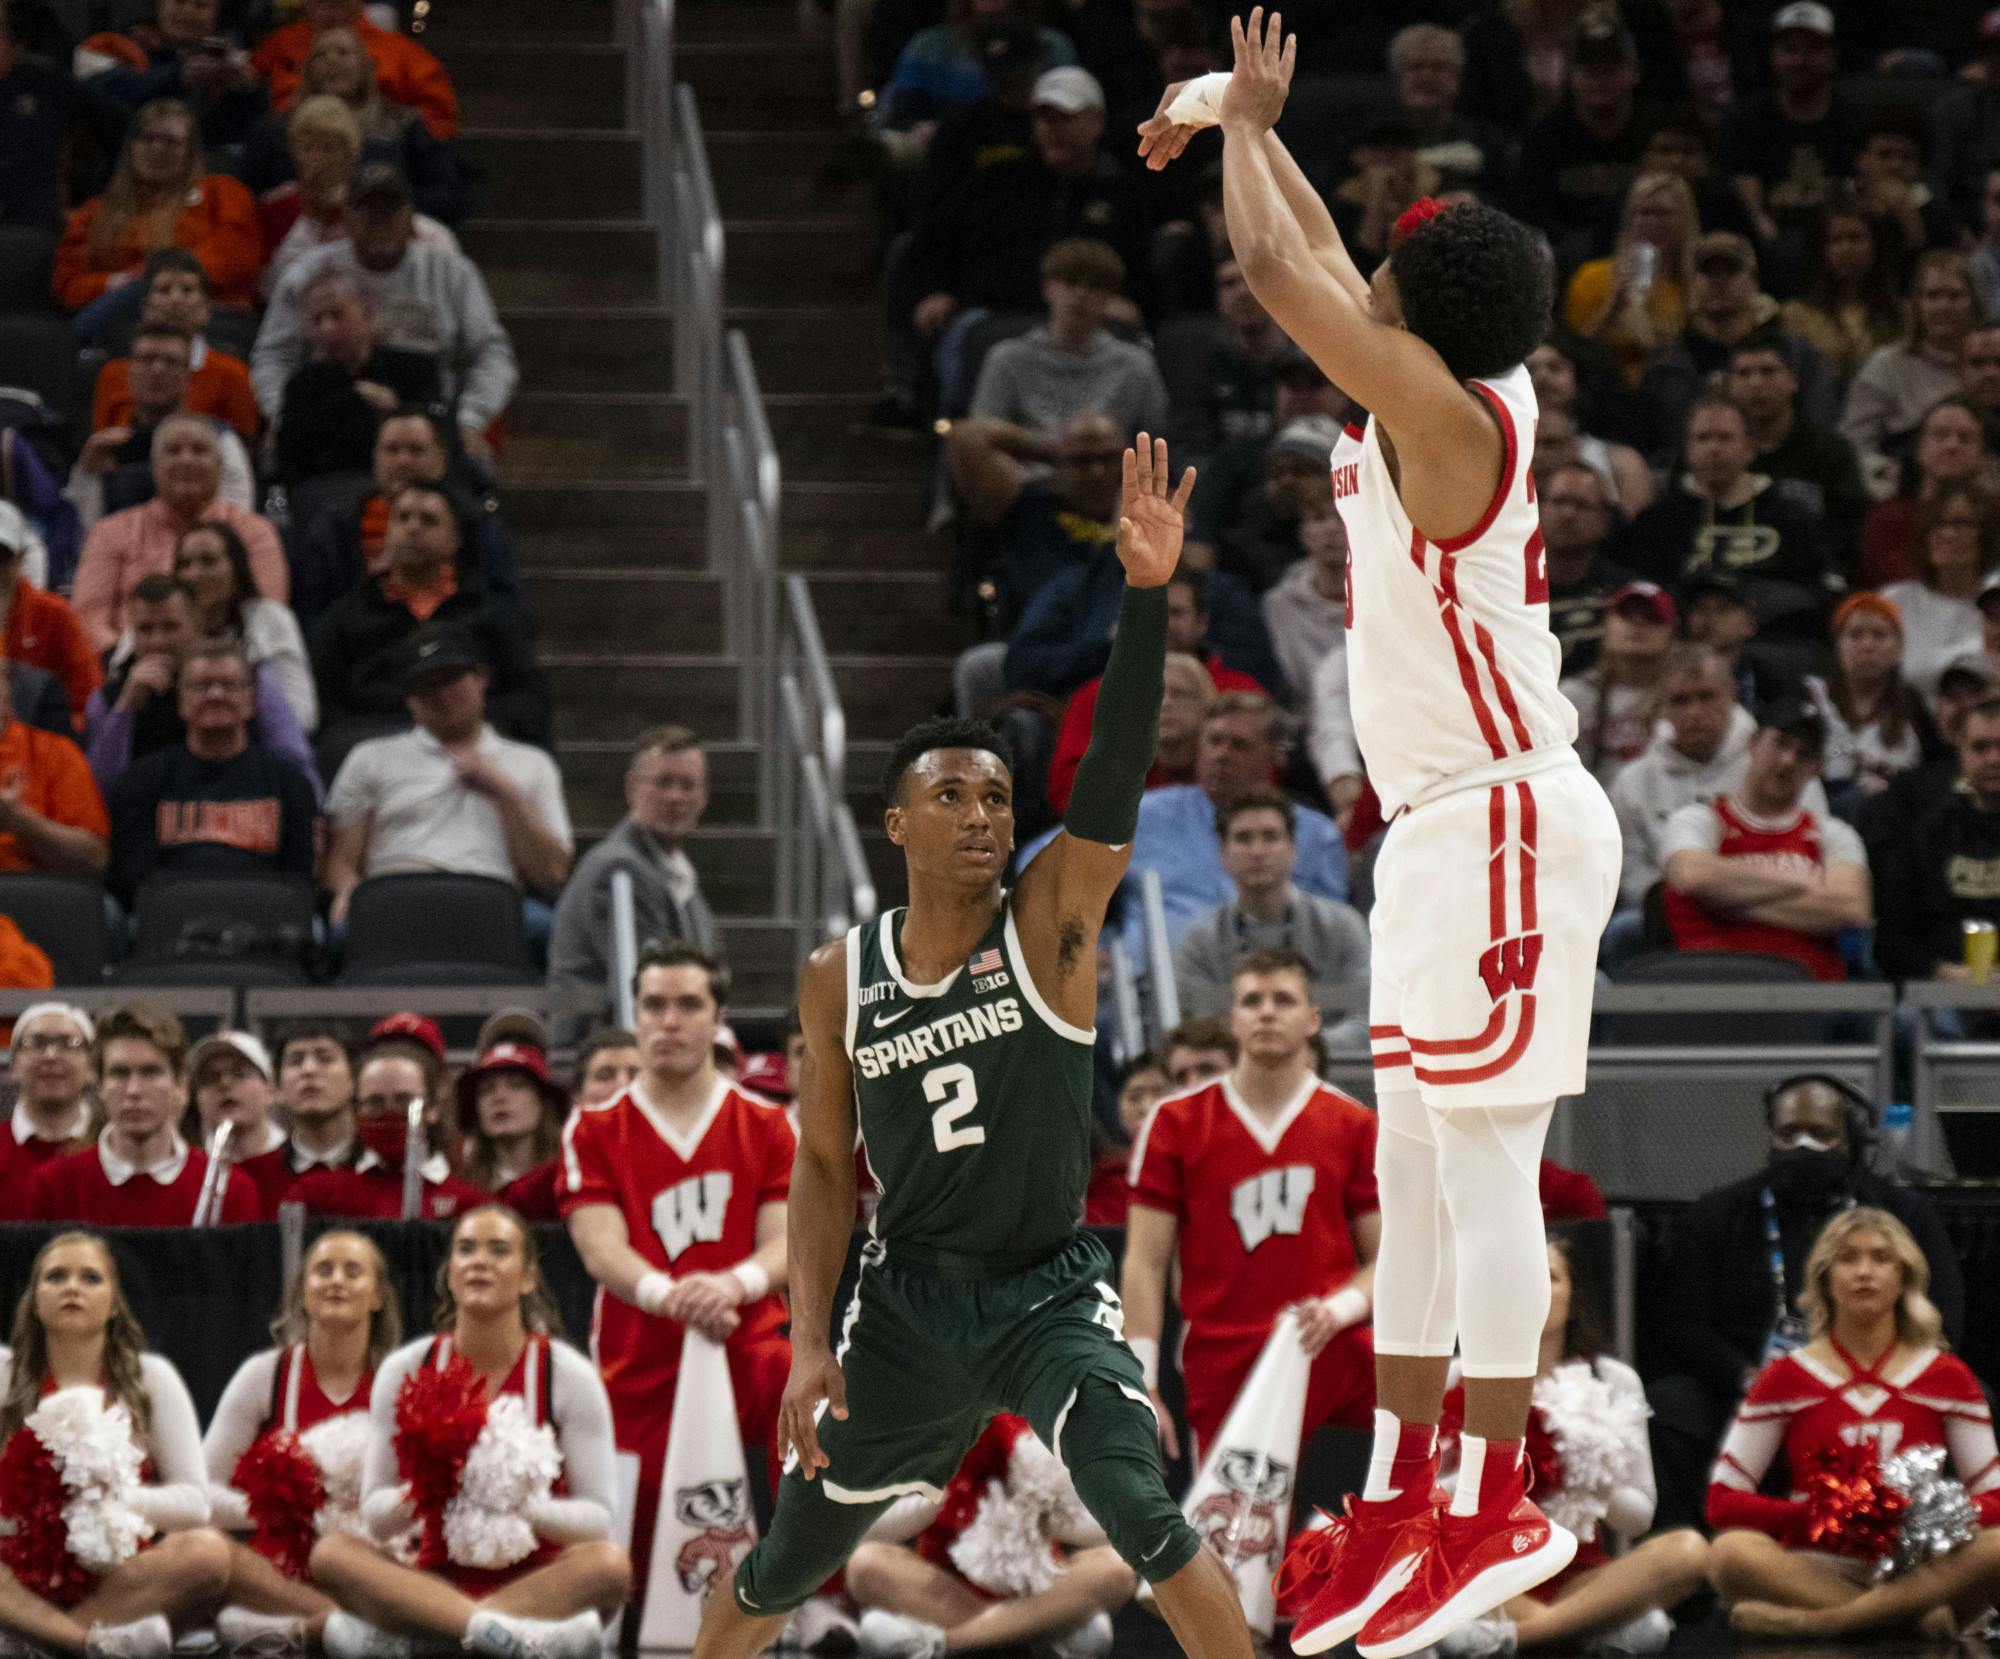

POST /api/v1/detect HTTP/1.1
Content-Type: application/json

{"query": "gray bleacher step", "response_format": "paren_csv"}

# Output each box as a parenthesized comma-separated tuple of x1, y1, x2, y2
(712, 919, 810, 1011)
(678, 826, 900, 916)
(450, 44, 626, 130)
(421, 0, 616, 46)
(462, 219, 657, 308)
(733, 306, 885, 393)
(501, 310, 675, 394)
(459, 131, 643, 220)
(676, 38, 834, 127)
(706, 132, 875, 220)
(799, 571, 953, 653)
(536, 570, 723, 655)
(557, 738, 891, 827)
(724, 218, 879, 308)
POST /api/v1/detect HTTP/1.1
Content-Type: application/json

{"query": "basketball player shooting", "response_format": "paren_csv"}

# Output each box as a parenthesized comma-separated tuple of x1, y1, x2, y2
(1140, 13, 1621, 1658)
(688, 435, 1255, 1659)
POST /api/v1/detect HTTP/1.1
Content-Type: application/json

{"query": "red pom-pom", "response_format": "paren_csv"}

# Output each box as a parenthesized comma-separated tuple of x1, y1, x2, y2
(1392, 197, 1443, 246)
(0, 1429, 96, 1606)
(1802, 1439, 1907, 1561)
(235, 1430, 327, 1582)
(394, 1358, 490, 1569)
(915, 1414, 1034, 1573)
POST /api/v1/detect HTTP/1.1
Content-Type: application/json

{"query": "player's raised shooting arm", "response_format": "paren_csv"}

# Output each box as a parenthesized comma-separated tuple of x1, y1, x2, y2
(1257, 129, 1369, 306)
(788, 938, 861, 1357)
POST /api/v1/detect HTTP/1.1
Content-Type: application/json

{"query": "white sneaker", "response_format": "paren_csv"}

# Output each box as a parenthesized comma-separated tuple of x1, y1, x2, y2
(462, 1611, 603, 1659)
(855, 1611, 946, 1659)
(1047, 1611, 1114, 1659)
(779, 1598, 860, 1652)
(1597, 1609, 1673, 1656)
(218, 1609, 307, 1659)
(324, 1613, 415, 1659)
(86, 1617, 173, 1659)
(1436, 1614, 1517, 1659)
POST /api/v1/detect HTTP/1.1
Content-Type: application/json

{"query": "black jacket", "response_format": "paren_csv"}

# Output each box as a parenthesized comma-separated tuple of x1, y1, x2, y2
(291, 490, 522, 637)
(1877, 792, 2000, 982)
(274, 349, 444, 486)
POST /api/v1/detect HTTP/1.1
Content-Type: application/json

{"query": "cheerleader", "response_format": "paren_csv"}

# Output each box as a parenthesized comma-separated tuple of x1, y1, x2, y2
(309, 1205, 630, 1659)
(844, 1413, 1134, 1659)
(0, 1232, 231, 1659)
(202, 1232, 402, 1654)
(1426, 1239, 1709, 1657)
(1711, 1208, 2000, 1639)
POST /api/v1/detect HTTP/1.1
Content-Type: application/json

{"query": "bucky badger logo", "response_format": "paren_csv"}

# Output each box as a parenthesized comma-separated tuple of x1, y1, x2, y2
(673, 1478, 753, 1595)
(1189, 1449, 1293, 1567)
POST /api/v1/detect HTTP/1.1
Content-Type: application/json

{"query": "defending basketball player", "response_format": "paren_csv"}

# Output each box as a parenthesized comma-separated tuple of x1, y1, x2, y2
(687, 434, 1254, 1659)
(1140, 14, 1621, 1658)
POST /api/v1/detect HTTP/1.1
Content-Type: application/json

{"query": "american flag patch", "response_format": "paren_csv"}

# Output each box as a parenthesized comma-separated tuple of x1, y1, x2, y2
(968, 947, 1002, 975)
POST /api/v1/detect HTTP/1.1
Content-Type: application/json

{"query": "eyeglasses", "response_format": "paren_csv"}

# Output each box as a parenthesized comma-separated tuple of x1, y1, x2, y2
(17, 1034, 85, 1054)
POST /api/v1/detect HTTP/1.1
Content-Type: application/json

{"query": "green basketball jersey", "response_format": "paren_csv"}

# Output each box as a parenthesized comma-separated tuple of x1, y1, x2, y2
(844, 894, 1095, 1264)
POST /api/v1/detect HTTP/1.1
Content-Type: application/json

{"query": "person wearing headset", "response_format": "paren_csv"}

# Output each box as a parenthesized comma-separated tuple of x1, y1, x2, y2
(1641, 1073, 1964, 1537)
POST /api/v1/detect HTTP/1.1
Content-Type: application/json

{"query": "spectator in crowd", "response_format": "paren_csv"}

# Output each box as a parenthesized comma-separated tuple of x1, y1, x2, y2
(1707, 1208, 1999, 1639)
(275, 269, 443, 487)
(323, 629, 571, 936)
(71, 415, 285, 654)
(81, 0, 265, 152)
(1385, 23, 1511, 200)
(93, 252, 259, 439)
(1459, 0, 1682, 130)
(1803, 593, 1934, 817)
(286, 1037, 486, 1217)
(1849, 112, 1956, 261)
(1721, 1, 1852, 275)
(559, 941, 791, 1633)
(1858, 399, 1993, 588)
(895, 20, 1038, 202)
(1173, 793, 1370, 1039)
(68, 324, 254, 532)
(1515, 16, 1651, 268)
(30, 1003, 259, 1223)
(174, 521, 316, 732)
(85, 573, 314, 794)
(1877, 696, 2000, 988)
(1963, 324, 2000, 448)
(1216, 417, 1345, 595)
(290, 409, 518, 634)
(311, 487, 546, 763)
(1563, 581, 1678, 790)
(105, 636, 317, 905)
(1841, 252, 1982, 483)
(875, 0, 1075, 148)
(0, 1005, 97, 1202)
(1124, 945, 1378, 1463)
(1264, 486, 1345, 707)
(455, 1040, 567, 1219)
(1541, 462, 1639, 676)
(249, 0, 458, 139)
(184, 1030, 292, 1215)
(52, 97, 263, 332)
(1780, 195, 1910, 386)
(1728, 339, 1867, 577)
(1185, 351, 1348, 544)
(1937, 28, 2000, 229)
(0, 654, 108, 880)
(1158, 1017, 1235, 1090)
(1046, 569, 1262, 812)
(0, 1, 129, 233)
(1084, 1052, 1166, 1226)
(549, 726, 717, 1033)
(273, 1020, 358, 1177)
(1683, 574, 1795, 709)
(1327, 122, 1427, 275)
(1157, 256, 1296, 466)
(1879, 488, 1992, 696)
(1123, 693, 1346, 961)
(966, 240, 1166, 436)
(1660, 697, 1871, 980)
(1525, 338, 1654, 516)
(1619, 396, 1830, 622)
(1563, 173, 1699, 390)
(574, 1026, 639, 1108)
(0, 506, 100, 729)
(1860, 655, 1994, 864)
(253, 166, 515, 462)
(1648, 1077, 1964, 1530)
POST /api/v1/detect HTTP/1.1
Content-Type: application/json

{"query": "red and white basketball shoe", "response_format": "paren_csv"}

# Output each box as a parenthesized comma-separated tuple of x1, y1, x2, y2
(1354, 1493, 1576, 1659)
(1282, 1497, 1440, 1656)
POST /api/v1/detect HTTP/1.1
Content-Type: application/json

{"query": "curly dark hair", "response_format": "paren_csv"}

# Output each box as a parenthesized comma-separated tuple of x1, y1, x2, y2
(1388, 202, 1553, 381)
(881, 716, 1014, 807)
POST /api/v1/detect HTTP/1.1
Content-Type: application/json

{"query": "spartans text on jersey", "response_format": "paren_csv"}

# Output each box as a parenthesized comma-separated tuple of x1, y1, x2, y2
(851, 997, 1026, 1080)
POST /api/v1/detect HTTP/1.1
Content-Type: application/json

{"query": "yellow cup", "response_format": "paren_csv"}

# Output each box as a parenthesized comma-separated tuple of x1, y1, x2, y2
(1966, 920, 1998, 985)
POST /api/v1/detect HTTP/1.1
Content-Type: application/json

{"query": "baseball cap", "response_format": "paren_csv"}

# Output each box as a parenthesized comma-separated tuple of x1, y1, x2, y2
(454, 1040, 569, 1130)
(187, 1030, 275, 1085)
(1609, 580, 1677, 627)
(738, 1050, 793, 1102)
(0, 501, 29, 559)
(349, 162, 412, 208)
(1979, 570, 2000, 613)
(1268, 415, 1344, 465)
(713, 1023, 747, 1075)
(476, 1007, 548, 1055)
(370, 1012, 446, 1065)
(1694, 230, 1757, 273)
(1755, 694, 1829, 751)
(1833, 591, 1902, 636)
(10, 1002, 94, 1058)
(1940, 652, 1995, 691)
(1573, 15, 1638, 64)
(1031, 66, 1104, 113)
(1772, 1, 1835, 36)
(1682, 571, 1755, 613)
(401, 628, 485, 692)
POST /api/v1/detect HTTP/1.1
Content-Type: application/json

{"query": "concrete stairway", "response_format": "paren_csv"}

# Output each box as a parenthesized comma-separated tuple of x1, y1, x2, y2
(424, 0, 946, 1012)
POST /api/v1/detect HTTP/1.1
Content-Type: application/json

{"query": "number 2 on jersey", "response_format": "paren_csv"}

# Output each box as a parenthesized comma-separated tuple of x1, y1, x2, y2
(924, 1062, 985, 1153)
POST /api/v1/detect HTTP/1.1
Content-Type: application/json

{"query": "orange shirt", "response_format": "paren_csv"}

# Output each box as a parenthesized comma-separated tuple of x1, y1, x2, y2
(93, 350, 259, 439)
(380, 562, 458, 621)
(53, 176, 266, 312)
(251, 15, 458, 139)
(5, 583, 103, 730)
(0, 723, 109, 873)
(360, 495, 391, 567)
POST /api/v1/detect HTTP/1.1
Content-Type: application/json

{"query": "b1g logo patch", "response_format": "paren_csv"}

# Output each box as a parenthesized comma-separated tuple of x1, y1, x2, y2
(673, 1478, 753, 1595)
(1191, 1449, 1293, 1567)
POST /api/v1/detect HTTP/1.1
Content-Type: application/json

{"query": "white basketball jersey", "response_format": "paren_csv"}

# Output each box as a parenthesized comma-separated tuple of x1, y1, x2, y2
(1331, 364, 1577, 819)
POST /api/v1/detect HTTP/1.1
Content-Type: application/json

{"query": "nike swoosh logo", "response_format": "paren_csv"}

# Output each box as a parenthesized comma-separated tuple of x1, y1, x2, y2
(872, 1008, 914, 1029)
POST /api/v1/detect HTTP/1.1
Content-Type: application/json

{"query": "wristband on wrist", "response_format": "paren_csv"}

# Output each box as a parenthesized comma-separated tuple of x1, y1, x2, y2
(1327, 1285, 1371, 1331)
(1129, 1336, 1160, 1392)
(730, 1260, 772, 1302)
(635, 1271, 674, 1315)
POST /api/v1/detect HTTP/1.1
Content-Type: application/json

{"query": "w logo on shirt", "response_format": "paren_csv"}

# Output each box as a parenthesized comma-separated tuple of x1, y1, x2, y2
(1230, 1166, 1316, 1252)
(652, 1171, 733, 1262)
(1478, 934, 1544, 1002)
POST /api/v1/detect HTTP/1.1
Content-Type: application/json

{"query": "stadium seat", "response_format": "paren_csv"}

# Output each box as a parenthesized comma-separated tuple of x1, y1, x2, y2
(340, 873, 533, 985)
(0, 227, 58, 315)
(1609, 948, 1823, 1045)
(110, 875, 317, 987)
(0, 872, 107, 984)
(0, 315, 79, 428)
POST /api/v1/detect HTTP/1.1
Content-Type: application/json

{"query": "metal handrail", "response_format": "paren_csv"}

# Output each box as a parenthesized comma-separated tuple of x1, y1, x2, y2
(609, 868, 640, 1030)
(1139, 869, 1180, 1037)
